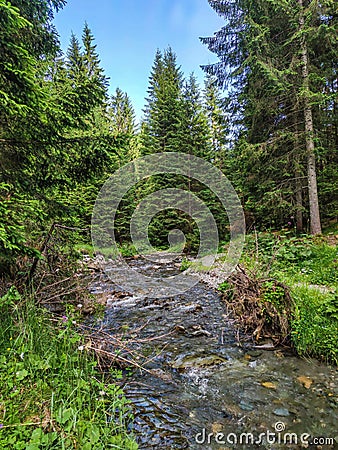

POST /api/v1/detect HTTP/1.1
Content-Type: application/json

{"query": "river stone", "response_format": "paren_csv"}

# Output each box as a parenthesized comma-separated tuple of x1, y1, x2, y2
(247, 350, 263, 358)
(239, 400, 255, 411)
(273, 408, 290, 417)
(171, 354, 227, 369)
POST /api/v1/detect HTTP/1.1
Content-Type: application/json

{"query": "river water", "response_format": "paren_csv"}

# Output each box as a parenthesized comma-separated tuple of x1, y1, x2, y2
(89, 257, 337, 449)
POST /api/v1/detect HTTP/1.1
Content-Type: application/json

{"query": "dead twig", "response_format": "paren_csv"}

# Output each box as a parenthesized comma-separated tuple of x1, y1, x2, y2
(28, 222, 56, 282)
(87, 345, 153, 375)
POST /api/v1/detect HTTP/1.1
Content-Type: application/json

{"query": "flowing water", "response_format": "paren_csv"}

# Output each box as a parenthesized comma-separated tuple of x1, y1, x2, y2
(89, 257, 337, 449)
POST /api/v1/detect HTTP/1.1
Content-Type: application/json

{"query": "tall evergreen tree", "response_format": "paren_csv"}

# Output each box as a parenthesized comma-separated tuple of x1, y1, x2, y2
(0, 1, 40, 117)
(203, 74, 229, 168)
(62, 25, 110, 129)
(178, 73, 211, 159)
(107, 87, 138, 164)
(67, 33, 85, 82)
(201, 0, 337, 233)
(108, 88, 136, 135)
(82, 22, 109, 98)
(8, 0, 66, 59)
(0, 1, 134, 273)
(139, 49, 233, 249)
(141, 47, 183, 154)
(0, 0, 67, 188)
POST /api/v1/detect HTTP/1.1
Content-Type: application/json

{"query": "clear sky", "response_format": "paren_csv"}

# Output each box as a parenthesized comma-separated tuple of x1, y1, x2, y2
(53, 0, 224, 122)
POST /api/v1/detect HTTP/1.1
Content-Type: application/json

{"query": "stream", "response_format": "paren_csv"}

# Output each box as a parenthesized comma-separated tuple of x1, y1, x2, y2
(88, 256, 337, 449)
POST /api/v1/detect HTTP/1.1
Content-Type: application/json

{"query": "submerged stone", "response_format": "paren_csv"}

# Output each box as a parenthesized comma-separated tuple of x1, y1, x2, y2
(239, 400, 255, 411)
(273, 408, 290, 417)
(171, 353, 227, 369)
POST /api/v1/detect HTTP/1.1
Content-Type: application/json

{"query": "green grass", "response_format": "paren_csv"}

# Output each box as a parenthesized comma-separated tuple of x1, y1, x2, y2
(290, 285, 338, 364)
(74, 243, 95, 257)
(277, 237, 337, 363)
(0, 287, 138, 449)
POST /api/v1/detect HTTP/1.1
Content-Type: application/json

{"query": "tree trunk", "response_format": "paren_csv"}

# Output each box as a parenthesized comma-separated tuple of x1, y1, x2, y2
(293, 105, 303, 233)
(298, 0, 322, 235)
(295, 174, 303, 232)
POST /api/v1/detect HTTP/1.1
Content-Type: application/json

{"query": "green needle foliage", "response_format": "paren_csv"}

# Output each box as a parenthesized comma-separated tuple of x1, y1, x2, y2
(201, 0, 337, 233)
(0, 1, 130, 274)
(135, 48, 232, 250)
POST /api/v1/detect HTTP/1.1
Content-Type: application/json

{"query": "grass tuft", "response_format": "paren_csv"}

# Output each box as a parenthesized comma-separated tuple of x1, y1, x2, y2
(0, 287, 138, 449)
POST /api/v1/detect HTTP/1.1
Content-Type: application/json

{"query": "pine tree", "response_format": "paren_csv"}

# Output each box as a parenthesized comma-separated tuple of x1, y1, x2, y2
(63, 25, 110, 128)
(178, 73, 230, 245)
(67, 33, 86, 82)
(8, 0, 66, 59)
(0, 0, 66, 186)
(143, 49, 164, 123)
(107, 87, 138, 164)
(178, 73, 211, 159)
(140, 49, 233, 249)
(0, 0, 135, 275)
(0, 1, 40, 117)
(297, 0, 321, 234)
(108, 88, 136, 135)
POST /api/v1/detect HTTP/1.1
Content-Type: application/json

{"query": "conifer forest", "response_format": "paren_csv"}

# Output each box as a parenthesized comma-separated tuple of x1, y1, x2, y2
(0, 1, 337, 449)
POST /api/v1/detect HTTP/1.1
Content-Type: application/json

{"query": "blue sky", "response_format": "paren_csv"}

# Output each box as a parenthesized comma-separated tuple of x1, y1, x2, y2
(53, 0, 224, 122)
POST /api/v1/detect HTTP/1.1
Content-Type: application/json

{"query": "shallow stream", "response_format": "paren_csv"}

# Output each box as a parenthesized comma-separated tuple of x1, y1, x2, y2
(89, 257, 337, 449)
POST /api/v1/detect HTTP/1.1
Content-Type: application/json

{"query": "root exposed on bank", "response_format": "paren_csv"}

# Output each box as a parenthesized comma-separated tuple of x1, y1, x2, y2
(223, 265, 294, 345)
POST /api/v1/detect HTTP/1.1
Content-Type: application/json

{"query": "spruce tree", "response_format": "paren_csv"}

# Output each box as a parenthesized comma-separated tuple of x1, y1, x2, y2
(178, 73, 211, 159)
(8, 0, 66, 59)
(67, 33, 85, 82)
(201, 0, 337, 232)
(203, 74, 229, 168)
(82, 22, 109, 99)
(0, 1, 40, 117)
(141, 47, 183, 154)
(107, 87, 138, 164)
(108, 88, 136, 135)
